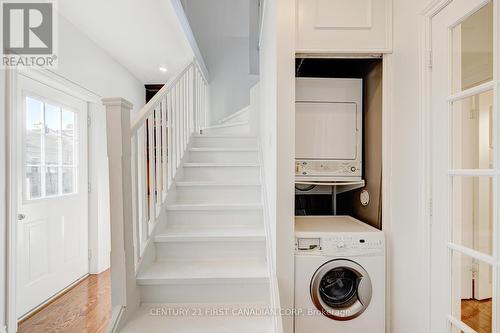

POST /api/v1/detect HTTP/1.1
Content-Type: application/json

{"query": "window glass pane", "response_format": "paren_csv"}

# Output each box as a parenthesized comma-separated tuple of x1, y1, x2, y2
(62, 167, 75, 194)
(45, 103, 60, 166)
(45, 166, 59, 196)
(452, 90, 493, 169)
(62, 136, 74, 165)
(452, 2, 493, 93)
(452, 176, 493, 255)
(25, 97, 43, 164)
(26, 166, 41, 199)
(451, 251, 492, 332)
(61, 109, 75, 137)
(45, 134, 59, 165)
(45, 103, 60, 135)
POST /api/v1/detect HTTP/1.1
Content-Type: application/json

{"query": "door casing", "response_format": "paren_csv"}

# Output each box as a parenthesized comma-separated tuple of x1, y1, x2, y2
(5, 68, 106, 333)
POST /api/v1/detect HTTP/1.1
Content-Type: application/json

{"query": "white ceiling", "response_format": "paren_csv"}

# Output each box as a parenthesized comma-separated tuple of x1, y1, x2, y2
(59, 0, 194, 83)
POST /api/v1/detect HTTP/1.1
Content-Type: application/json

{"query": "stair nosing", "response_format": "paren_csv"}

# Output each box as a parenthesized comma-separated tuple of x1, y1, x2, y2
(154, 233, 266, 243)
(166, 203, 263, 211)
(137, 260, 269, 285)
(175, 181, 261, 187)
(189, 147, 258, 152)
(137, 275, 269, 285)
(193, 134, 257, 139)
(183, 162, 260, 167)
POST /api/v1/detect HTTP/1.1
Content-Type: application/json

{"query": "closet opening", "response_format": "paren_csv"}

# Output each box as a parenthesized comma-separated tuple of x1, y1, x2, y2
(294, 57, 383, 230)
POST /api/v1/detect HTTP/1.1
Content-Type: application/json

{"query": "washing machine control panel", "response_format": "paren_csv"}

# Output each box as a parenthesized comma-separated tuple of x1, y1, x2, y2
(325, 236, 384, 256)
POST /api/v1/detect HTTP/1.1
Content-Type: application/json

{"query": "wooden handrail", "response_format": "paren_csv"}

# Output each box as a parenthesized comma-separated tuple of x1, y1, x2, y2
(130, 60, 207, 132)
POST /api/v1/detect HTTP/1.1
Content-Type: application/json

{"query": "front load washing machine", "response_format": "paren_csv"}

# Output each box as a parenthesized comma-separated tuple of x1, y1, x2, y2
(294, 216, 385, 333)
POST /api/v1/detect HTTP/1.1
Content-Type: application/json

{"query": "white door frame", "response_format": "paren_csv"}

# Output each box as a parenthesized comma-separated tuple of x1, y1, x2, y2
(421, 0, 498, 332)
(5, 68, 105, 333)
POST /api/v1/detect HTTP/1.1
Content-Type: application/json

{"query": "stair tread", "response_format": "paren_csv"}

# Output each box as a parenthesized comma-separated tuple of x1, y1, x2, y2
(183, 162, 260, 167)
(193, 134, 257, 138)
(154, 225, 265, 242)
(121, 303, 274, 333)
(166, 203, 262, 211)
(176, 181, 260, 186)
(137, 259, 268, 283)
(189, 147, 258, 152)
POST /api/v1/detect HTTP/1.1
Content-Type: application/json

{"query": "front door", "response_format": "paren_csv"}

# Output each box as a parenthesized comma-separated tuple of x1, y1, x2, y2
(16, 74, 89, 318)
(430, 1, 496, 332)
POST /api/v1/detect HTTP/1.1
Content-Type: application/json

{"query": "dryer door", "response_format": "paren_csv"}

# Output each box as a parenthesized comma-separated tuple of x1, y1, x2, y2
(310, 259, 372, 321)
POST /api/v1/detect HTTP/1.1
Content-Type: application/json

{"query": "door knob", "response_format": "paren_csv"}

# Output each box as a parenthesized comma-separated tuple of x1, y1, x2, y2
(17, 214, 26, 221)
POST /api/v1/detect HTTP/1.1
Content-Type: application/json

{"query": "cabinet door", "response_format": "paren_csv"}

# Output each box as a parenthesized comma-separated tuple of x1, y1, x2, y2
(296, 0, 392, 53)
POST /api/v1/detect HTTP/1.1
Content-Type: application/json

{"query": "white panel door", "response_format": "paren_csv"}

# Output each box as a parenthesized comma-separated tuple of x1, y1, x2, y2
(16, 75, 89, 317)
(430, 1, 496, 332)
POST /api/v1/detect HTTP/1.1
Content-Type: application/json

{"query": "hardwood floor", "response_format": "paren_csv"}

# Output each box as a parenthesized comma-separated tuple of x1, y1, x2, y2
(18, 270, 111, 333)
(461, 298, 492, 333)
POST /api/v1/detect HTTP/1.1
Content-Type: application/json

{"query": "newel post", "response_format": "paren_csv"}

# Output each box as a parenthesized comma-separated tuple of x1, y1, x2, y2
(102, 98, 139, 319)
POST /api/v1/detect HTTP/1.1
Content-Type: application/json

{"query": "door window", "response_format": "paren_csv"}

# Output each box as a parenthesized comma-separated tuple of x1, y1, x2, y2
(24, 95, 79, 200)
(431, 1, 496, 332)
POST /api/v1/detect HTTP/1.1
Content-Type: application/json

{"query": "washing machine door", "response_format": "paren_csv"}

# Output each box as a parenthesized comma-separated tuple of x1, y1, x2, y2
(310, 259, 372, 321)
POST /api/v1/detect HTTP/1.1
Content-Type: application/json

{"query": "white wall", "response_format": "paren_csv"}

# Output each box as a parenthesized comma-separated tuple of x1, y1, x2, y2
(56, 16, 145, 113)
(259, 0, 295, 332)
(386, 0, 432, 332)
(181, 0, 259, 124)
(56, 15, 145, 275)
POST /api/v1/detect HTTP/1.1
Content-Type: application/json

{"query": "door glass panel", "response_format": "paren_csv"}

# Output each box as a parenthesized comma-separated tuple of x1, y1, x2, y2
(452, 2, 493, 93)
(45, 166, 59, 196)
(24, 96, 79, 199)
(61, 110, 75, 165)
(62, 167, 75, 194)
(451, 251, 492, 332)
(452, 90, 493, 169)
(25, 97, 43, 165)
(26, 166, 41, 199)
(452, 176, 493, 255)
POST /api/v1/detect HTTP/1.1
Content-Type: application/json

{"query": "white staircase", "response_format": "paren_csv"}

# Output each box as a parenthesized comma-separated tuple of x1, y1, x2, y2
(120, 134, 274, 332)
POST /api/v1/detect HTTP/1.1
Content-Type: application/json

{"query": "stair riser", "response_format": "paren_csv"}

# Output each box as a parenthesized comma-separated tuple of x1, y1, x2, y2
(175, 186, 261, 204)
(191, 137, 257, 148)
(166, 210, 263, 227)
(155, 241, 266, 261)
(182, 166, 260, 182)
(140, 282, 269, 303)
(203, 124, 250, 136)
(188, 151, 258, 163)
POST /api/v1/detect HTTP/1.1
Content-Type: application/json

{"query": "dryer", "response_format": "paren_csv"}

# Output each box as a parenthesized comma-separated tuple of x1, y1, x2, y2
(294, 216, 385, 333)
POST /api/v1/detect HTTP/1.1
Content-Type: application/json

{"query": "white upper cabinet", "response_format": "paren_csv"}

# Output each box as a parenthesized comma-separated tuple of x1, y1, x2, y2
(296, 0, 392, 53)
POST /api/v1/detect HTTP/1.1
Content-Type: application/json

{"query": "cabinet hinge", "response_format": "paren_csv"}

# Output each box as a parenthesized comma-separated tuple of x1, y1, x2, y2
(87, 115, 91, 127)
(88, 182, 91, 193)
(427, 50, 433, 68)
(429, 199, 433, 217)
(88, 249, 92, 260)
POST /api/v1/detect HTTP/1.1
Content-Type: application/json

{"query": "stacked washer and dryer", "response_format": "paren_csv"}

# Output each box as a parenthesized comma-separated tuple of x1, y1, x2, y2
(294, 75, 385, 332)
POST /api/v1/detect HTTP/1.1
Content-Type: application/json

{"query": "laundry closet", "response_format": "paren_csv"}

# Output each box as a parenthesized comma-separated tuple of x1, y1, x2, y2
(294, 57, 384, 230)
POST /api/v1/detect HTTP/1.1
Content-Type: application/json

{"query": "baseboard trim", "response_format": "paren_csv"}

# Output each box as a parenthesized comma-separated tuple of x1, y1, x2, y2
(107, 305, 126, 333)
(217, 106, 249, 125)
